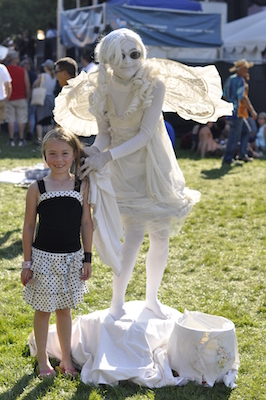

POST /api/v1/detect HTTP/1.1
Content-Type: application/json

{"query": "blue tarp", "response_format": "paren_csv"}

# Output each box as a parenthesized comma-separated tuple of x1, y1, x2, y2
(106, 5, 222, 48)
(60, 7, 104, 47)
(60, 2, 221, 49)
(107, 0, 202, 11)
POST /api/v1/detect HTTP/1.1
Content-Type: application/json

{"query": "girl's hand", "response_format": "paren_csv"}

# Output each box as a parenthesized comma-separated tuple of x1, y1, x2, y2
(21, 268, 32, 286)
(81, 262, 92, 281)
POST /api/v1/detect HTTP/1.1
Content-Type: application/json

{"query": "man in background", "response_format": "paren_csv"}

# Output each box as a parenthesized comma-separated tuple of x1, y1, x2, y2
(54, 56, 94, 145)
(54, 57, 78, 92)
(6, 50, 30, 147)
(222, 59, 257, 165)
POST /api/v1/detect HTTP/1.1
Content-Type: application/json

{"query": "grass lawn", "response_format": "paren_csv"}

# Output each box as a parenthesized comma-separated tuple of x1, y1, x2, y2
(0, 130, 265, 399)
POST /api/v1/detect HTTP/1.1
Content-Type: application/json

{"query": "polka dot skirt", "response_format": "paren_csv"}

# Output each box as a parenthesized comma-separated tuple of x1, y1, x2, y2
(24, 247, 88, 312)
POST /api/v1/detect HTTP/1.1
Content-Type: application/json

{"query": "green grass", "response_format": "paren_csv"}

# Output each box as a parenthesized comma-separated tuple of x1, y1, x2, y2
(0, 130, 265, 399)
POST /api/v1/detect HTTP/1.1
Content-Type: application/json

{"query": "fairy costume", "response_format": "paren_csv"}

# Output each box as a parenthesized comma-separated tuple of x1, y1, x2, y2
(54, 59, 232, 237)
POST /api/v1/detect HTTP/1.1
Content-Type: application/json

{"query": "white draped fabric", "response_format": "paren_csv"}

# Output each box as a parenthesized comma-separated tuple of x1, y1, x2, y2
(88, 167, 123, 276)
(28, 301, 239, 388)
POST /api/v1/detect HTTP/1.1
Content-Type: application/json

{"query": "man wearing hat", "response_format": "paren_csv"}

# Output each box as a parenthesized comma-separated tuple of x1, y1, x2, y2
(0, 46, 12, 127)
(222, 59, 257, 165)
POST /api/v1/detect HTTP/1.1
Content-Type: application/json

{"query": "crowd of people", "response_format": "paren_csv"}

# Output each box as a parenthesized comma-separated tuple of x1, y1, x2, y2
(1, 41, 265, 162)
(0, 45, 96, 147)
(184, 59, 266, 161)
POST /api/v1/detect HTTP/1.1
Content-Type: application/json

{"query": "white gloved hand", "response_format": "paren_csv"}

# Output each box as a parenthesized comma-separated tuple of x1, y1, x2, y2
(79, 151, 112, 178)
(84, 145, 100, 157)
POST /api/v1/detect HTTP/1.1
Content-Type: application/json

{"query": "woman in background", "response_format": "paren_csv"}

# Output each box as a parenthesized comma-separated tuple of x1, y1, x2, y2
(33, 59, 56, 144)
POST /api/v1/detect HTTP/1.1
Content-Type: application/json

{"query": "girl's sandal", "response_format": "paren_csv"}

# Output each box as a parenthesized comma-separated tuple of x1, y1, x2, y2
(36, 366, 56, 378)
(64, 367, 79, 379)
(55, 366, 79, 379)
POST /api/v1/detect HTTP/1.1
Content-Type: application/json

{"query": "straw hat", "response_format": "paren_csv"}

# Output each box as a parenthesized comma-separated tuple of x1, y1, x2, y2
(0, 45, 8, 61)
(229, 59, 254, 72)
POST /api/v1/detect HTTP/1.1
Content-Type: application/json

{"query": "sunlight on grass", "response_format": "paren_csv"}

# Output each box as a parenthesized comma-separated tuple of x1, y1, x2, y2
(0, 134, 265, 399)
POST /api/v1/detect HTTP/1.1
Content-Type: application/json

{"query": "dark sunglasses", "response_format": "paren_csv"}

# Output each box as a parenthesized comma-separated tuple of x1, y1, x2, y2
(122, 51, 141, 60)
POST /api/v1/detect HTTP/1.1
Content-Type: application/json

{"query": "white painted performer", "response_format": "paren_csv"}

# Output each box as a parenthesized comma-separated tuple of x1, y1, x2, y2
(54, 28, 233, 321)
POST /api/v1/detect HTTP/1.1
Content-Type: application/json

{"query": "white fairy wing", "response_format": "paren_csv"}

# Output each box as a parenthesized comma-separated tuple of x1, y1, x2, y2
(146, 58, 233, 124)
(53, 70, 98, 137)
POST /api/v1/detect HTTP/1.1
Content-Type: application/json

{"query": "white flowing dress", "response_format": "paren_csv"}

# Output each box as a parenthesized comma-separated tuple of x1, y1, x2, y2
(92, 77, 200, 235)
(54, 59, 232, 236)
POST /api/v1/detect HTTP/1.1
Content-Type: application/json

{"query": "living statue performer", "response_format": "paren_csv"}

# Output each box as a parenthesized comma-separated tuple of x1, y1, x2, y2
(54, 28, 233, 320)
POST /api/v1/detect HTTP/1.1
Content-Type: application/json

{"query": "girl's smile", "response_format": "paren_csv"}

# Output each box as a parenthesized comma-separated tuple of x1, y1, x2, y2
(45, 139, 76, 178)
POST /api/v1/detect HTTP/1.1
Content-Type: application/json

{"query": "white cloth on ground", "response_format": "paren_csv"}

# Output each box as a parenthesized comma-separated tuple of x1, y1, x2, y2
(28, 301, 239, 388)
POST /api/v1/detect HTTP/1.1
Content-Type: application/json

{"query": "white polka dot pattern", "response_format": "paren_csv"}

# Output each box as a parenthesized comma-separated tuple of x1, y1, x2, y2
(24, 247, 88, 312)
(37, 190, 83, 207)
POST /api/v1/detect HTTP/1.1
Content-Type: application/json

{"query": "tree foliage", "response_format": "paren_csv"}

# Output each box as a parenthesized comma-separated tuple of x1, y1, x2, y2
(0, 0, 90, 44)
(0, 0, 59, 43)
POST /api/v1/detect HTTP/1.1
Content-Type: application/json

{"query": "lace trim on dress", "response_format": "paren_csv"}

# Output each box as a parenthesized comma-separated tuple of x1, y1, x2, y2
(37, 190, 83, 206)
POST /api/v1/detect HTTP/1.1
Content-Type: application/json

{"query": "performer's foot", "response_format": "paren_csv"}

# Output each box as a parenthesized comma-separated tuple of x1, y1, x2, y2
(145, 299, 169, 319)
(109, 302, 126, 320)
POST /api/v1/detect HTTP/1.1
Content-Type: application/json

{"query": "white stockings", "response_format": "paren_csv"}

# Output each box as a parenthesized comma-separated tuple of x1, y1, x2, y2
(109, 220, 170, 320)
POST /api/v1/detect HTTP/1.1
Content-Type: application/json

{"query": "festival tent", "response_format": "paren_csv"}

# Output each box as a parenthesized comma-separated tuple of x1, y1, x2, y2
(107, 0, 202, 11)
(59, 0, 223, 62)
(223, 10, 266, 63)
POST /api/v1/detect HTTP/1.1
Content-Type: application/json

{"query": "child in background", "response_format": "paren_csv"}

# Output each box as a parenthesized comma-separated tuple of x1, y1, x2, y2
(21, 127, 93, 378)
(255, 112, 266, 154)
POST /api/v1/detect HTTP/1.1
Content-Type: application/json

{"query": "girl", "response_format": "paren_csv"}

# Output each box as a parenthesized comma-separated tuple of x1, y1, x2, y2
(21, 127, 93, 378)
(54, 28, 232, 321)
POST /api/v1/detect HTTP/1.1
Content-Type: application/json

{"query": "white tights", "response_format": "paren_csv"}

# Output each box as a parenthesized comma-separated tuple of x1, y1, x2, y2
(109, 220, 170, 320)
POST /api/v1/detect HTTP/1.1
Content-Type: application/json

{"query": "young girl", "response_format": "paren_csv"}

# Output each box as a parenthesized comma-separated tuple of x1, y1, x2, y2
(21, 127, 93, 378)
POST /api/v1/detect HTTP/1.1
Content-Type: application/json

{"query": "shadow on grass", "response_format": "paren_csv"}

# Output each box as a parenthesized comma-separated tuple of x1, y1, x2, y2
(70, 380, 148, 400)
(0, 230, 20, 247)
(0, 372, 233, 400)
(201, 163, 243, 180)
(0, 374, 34, 400)
(69, 380, 233, 400)
(0, 233, 22, 261)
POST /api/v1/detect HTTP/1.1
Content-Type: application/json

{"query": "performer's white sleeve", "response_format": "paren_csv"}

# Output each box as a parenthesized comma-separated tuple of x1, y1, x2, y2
(93, 118, 111, 152)
(109, 81, 165, 160)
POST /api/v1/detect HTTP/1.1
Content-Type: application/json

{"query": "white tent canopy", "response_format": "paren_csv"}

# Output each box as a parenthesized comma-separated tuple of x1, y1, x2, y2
(223, 10, 266, 63)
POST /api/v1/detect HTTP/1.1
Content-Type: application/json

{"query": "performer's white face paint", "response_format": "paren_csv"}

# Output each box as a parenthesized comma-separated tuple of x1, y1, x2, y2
(112, 40, 142, 81)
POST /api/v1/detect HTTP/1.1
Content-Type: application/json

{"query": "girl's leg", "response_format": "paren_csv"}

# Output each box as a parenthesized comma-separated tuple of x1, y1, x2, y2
(34, 310, 53, 371)
(110, 221, 145, 320)
(55, 308, 76, 371)
(145, 227, 170, 319)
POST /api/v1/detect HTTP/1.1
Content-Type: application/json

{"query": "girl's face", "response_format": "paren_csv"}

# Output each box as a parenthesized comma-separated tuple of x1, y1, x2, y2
(44, 139, 76, 176)
(112, 39, 142, 81)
